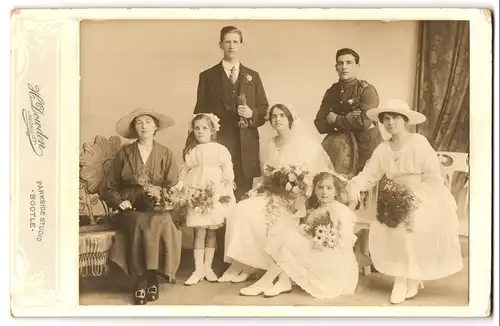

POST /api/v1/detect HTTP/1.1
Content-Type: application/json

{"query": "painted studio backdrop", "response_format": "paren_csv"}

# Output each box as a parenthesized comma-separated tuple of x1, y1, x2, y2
(79, 19, 469, 246)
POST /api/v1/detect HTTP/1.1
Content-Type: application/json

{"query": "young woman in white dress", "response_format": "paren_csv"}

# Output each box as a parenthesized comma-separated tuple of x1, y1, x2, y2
(218, 103, 335, 296)
(347, 99, 463, 304)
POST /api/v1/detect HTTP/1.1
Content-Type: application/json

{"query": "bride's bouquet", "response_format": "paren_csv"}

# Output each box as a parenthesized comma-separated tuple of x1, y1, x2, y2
(300, 208, 344, 250)
(256, 164, 311, 200)
(250, 164, 312, 216)
(376, 176, 420, 232)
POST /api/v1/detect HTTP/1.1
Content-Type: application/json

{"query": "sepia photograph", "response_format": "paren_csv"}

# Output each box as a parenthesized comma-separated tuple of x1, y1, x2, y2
(76, 18, 471, 308)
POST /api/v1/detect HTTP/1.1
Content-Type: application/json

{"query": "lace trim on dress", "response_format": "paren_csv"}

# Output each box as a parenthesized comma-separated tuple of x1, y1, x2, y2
(270, 242, 343, 299)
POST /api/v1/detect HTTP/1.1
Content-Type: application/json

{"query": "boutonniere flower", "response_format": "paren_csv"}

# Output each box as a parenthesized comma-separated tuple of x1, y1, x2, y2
(347, 99, 354, 105)
(244, 74, 252, 83)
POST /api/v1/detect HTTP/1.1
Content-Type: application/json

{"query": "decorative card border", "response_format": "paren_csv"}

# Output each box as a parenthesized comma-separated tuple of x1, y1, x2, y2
(10, 8, 492, 317)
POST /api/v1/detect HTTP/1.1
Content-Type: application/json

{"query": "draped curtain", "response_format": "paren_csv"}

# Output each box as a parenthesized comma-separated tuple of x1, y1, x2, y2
(413, 21, 469, 202)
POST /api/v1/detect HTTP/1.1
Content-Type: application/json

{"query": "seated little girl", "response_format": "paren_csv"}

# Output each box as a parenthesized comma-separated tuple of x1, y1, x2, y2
(262, 171, 359, 299)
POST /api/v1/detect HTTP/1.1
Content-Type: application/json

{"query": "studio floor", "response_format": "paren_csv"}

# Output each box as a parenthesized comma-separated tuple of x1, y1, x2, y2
(79, 236, 469, 307)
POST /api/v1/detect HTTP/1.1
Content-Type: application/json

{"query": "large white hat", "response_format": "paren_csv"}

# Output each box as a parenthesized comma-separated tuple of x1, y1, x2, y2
(116, 108, 175, 139)
(366, 99, 426, 125)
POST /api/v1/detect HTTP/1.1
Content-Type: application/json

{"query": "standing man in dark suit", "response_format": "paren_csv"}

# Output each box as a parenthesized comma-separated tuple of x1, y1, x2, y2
(193, 26, 269, 202)
(315, 48, 382, 178)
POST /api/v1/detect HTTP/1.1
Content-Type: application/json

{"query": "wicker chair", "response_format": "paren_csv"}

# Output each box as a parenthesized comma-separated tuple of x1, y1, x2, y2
(436, 151, 469, 236)
(79, 135, 123, 278)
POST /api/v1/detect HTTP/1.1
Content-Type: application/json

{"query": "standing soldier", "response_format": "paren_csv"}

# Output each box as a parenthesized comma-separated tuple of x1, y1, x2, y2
(315, 47, 382, 180)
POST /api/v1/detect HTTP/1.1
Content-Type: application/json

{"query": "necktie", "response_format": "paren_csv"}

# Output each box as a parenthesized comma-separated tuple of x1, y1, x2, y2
(230, 66, 237, 84)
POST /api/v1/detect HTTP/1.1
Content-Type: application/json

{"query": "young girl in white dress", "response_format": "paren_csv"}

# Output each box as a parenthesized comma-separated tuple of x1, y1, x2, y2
(263, 171, 359, 298)
(347, 99, 463, 304)
(178, 113, 236, 285)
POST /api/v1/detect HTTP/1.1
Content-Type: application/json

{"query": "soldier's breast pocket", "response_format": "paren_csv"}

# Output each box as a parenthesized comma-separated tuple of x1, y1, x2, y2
(357, 127, 379, 143)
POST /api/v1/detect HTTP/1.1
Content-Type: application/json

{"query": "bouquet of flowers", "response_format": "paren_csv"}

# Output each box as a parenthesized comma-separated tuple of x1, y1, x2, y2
(164, 185, 189, 212)
(135, 165, 169, 211)
(188, 182, 222, 215)
(252, 164, 311, 215)
(376, 176, 420, 232)
(142, 184, 164, 205)
(256, 164, 310, 199)
(164, 181, 232, 218)
(300, 208, 343, 250)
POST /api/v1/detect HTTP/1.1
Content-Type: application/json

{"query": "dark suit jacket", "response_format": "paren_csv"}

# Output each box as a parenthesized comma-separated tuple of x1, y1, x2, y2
(193, 61, 269, 178)
(314, 78, 382, 172)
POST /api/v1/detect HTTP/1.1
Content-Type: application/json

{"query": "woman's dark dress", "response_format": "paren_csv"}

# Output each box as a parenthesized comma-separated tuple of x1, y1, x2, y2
(103, 140, 182, 282)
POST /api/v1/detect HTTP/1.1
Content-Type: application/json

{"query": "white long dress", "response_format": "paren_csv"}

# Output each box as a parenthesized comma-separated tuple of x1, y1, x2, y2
(224, 133, 334, 269)
(265, 201, 359, 299)
(349, 133, 463, 280)
(179, 142, 236, 229)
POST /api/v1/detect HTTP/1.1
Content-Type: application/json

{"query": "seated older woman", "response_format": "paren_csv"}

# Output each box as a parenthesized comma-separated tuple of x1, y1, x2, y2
(102, 108, 182, 305)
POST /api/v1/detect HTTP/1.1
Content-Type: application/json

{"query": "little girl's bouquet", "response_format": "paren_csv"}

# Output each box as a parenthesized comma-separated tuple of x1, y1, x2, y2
(376, 176, 420, 232)
(164, 181, 232, 224)
(300, 207, 344, 250)
(164, 184, 190, 212)
(188, 181, 223, 215)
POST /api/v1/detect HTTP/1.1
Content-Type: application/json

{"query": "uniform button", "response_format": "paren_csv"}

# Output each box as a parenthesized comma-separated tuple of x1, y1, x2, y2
(340, 101, 343, 104)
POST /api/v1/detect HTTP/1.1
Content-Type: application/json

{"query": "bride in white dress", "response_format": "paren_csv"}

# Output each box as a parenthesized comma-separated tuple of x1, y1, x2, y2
(218, 103, 336, 296)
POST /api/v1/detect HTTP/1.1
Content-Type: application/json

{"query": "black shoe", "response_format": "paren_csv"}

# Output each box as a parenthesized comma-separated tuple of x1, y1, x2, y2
(146, 272, 159, 302)
(134, 288, 147, 305)
(133, 274, 148, 305)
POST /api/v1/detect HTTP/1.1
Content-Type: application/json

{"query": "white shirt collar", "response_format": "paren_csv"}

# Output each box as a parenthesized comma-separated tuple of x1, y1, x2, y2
(222, 59, 240, 72)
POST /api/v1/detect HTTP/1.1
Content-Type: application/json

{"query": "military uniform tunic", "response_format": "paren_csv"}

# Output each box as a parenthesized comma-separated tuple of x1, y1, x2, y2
(315, 77, 383, 175)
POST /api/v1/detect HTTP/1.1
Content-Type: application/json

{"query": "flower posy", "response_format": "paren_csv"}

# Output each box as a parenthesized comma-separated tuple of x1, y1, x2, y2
(245, 74, 252, 83)
(164, 181, 231, 218)
(261, 164, 309, 197)
(190, 182, 220, 215)
(253, 164, 310, 215)
(302, 208, 343, 250)
(376, 177, 419, 232)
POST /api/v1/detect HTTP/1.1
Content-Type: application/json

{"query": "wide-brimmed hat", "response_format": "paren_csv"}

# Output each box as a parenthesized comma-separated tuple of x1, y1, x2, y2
(116, 108, 175, 139)
(366, 99, 426, 125)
